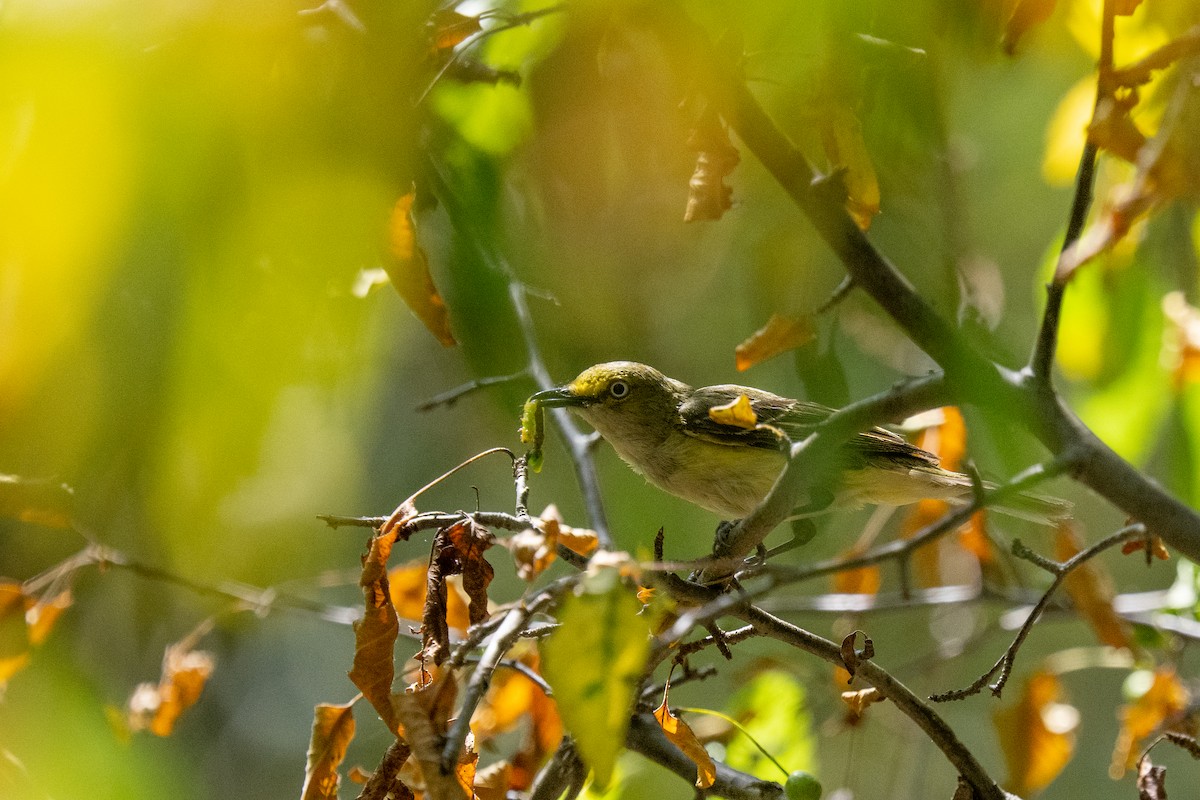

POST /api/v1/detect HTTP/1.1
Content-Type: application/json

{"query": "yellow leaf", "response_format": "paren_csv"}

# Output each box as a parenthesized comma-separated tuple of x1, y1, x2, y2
(820, 106, 880, 230)
(832, 544, 881, 596)
(1111, 667, 1191, 776)
(1043, 78, 1097, 186)
(389, 560, 473, 631)
(1002, 0, 1059, 55)
(994, 670, 1079, 796)
(653, 701, 716, 789)
(707, 394, 758, 431)
(734, 313, 816, 372)
(1055, 522, 1135, 651)
(301, 702, 357, 800)
(385, 191, 455, 347)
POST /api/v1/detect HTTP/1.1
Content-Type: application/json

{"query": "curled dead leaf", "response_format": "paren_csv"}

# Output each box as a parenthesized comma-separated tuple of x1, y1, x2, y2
(734, 313, 816, 372)
(301, 702, 357, 800)
(125, 642, 216, 737)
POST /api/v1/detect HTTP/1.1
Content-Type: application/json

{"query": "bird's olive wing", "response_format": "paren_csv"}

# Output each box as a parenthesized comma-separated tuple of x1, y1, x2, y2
(680, 386, 941, 470)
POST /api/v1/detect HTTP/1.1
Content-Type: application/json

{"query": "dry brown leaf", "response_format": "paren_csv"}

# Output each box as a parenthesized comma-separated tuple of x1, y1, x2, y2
(301, 702, 357, 800)
(994, 670, 1079, 796)
(1122, 536, 1171, 561)
(349, 530, 402, 734)
(1111, 667, 1191, 776)
(707, 394, 758, 431)
(395, 678, 469, 800)
(1056, 522, 1136, 651)
(125, 642, 216, 737)
(1087, 92, 1147, 164)
(444, 519, 494, 626)
(684, 109, 739, 222)
(820, 105, 881, 230)
(509, 525, 557, 582)
(473, 760, 513, 800)
(734, 313, 816, 372)
(1003, 0, 1058, 54)
(427, 10, 482, 52)
(841, 687, 885, 724)
(455, 733, 479, 798)
(653, 700, 716, 789)
(386, 191, 455, 347)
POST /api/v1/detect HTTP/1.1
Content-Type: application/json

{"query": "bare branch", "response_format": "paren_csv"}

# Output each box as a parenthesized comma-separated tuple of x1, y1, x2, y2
(931, 522, 1145, 702)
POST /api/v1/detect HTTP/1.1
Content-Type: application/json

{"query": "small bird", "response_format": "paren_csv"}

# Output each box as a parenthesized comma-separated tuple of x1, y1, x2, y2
(530, 361, 1069, 523)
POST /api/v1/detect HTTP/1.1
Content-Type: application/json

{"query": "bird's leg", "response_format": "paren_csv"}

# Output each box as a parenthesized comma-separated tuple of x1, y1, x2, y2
(757, 488, 836, 560)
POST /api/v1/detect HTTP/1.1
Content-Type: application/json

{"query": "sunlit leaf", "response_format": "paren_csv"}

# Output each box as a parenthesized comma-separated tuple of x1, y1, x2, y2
(840, 687, 885, 724)
(389, 560, 473, 631)
(0, 474, 74, 528)
(994, 670, 1079, 796)
(820, 105, 880, 230)
(724, 671, 816, 781)
(1003, 0, 1058, 55)
(395, 677, 468, 800)
(1162, 292, 1200, 390)
(1043, 78, 1098, 186)
(707, 394, 758, 431)
(1055, 522, 1136, 651)
(684, 110, 739, 223)
(1111, 667, 1191, 776)
(349, 530, 401, 734)
(126, 642, 216, 737)
(735, 314, 816, 372)
(541, 571, 650, 788)
(428, 10, 482, 52)
(473, 760, 513, 800)
(653, 699, 716, 789)
(385, 191, 456, 347)
(301, 702, 356, 800)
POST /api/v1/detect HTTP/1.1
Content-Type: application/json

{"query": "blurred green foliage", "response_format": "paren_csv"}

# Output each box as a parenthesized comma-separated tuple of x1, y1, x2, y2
(1, 0, 1199, 798)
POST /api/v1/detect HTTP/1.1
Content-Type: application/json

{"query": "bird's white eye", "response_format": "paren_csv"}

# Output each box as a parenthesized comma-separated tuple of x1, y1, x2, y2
(609, 380, 630, 399)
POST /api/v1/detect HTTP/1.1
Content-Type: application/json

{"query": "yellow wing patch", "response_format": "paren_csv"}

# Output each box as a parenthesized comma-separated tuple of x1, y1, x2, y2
(707, 394, 758, 430)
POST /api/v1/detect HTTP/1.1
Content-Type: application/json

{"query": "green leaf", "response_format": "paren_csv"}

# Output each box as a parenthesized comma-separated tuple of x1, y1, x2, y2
(541, 570, 650, 788)
(724, 671, 817, 781)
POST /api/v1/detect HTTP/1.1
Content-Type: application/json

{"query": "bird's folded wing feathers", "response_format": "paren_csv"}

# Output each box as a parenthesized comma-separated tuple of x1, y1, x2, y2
(678, 385, 940, 472)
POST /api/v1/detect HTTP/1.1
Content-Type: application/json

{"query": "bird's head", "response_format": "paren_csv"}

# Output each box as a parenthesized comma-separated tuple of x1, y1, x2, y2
(529, 362, 688, 449)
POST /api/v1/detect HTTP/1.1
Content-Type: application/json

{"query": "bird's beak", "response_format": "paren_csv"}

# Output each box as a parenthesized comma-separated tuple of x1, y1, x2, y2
(529, 385, 585, 408)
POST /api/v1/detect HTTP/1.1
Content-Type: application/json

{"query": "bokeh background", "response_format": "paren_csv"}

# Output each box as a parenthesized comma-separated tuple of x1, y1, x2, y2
(2, 0, 1199, 798)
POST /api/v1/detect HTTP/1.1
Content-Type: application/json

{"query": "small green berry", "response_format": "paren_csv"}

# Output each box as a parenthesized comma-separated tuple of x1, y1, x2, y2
(784, 770, 822, 800)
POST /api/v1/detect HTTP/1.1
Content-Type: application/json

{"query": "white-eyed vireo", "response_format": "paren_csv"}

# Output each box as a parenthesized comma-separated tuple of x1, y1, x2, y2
(530, 361, 1070, 523)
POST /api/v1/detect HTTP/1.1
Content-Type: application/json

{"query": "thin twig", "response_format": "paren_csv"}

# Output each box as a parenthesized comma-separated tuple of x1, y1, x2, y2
(415, 369, 530, 411)
(931, 522, 1145, 702)
(748, 454, 1074, 589)
(440, 591, 559, 772)
(735, 603, 1010, 800)
(509, 281, 613, 548)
